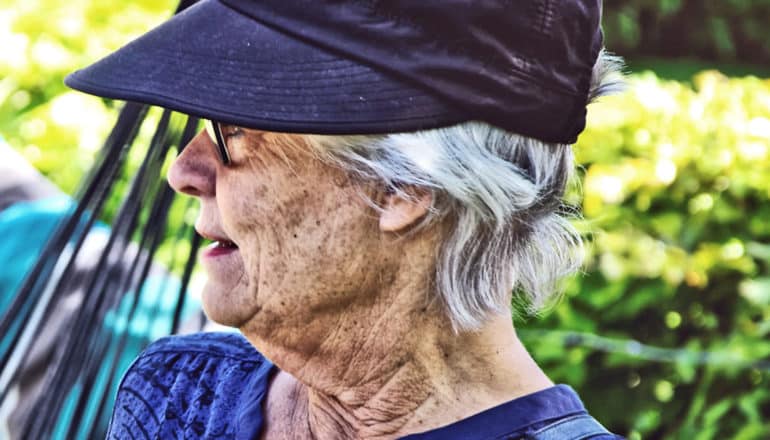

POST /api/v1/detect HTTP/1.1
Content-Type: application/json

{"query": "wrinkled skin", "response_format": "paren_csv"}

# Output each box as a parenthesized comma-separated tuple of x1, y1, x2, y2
(167, 128, 553, 439)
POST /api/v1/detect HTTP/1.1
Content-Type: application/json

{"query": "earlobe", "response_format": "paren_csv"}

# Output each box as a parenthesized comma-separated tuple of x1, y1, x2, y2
(379, 189, 432, 232)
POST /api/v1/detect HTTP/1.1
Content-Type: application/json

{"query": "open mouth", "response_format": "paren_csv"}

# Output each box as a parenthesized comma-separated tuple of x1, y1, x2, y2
(197, 230, 240, 259)
(201, 239, 239, 259)
(213, 239, 238, 249)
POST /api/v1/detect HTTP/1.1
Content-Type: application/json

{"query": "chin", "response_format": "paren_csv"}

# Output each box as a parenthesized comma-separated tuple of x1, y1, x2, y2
(200, 280, 258, 328)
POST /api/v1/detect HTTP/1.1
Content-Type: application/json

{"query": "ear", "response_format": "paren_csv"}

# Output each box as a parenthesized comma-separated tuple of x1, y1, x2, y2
(379, 188, 432, 232)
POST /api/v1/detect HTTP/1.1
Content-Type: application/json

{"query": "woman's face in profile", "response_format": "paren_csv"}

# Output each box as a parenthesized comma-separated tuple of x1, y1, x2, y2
(167, 127, 391, 348)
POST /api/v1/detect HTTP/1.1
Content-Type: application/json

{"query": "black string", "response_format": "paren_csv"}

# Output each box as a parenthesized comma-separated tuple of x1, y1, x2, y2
(54, 110, 178, 439)
(21, 108, 169, 438)
(0, 102, 146, 364)
(0, 2, 211, 436)
(172, 230, 204, 334)
(0, 102, 147, 403)
(80, 116, 201, 439)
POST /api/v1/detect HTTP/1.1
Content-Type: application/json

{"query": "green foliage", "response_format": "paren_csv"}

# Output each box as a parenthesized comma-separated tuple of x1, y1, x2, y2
(523, 71, 770, 439)
(603, 0, 770, 65)
(0, 0, 176, 195)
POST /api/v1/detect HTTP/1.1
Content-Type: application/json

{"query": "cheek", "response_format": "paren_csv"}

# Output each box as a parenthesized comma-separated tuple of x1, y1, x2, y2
(275, 192, 382, 309)
(217, 159, 382, 303)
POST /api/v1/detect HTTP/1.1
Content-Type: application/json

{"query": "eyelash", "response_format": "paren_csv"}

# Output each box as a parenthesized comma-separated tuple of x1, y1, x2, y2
(221, 125, 243, 138)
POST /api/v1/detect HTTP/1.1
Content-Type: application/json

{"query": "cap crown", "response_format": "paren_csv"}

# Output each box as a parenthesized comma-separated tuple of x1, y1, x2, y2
(223, 0, 604, 143)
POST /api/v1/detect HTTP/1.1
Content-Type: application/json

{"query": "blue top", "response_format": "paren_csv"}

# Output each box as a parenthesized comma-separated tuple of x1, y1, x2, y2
(107, 332, 623, 440)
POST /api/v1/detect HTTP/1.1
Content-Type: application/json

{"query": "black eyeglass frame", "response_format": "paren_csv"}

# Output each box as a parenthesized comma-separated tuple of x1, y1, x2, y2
(205, 120, 231, 165)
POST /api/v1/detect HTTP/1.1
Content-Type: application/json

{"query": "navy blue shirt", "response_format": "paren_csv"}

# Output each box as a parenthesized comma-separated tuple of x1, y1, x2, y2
(107, 332, 623, 439)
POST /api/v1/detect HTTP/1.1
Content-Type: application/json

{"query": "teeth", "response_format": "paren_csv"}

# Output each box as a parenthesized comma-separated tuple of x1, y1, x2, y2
(215, 240, 237, 248)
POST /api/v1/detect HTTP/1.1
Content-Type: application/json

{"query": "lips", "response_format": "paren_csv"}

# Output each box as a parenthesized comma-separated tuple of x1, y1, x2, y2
(197, 229, 237, 246)
(197, 229, 239, 258)
(202, 241, 239, 258)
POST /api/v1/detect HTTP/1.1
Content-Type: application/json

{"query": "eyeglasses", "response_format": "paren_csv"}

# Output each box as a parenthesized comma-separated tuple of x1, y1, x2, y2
(203, 120, 231, 165)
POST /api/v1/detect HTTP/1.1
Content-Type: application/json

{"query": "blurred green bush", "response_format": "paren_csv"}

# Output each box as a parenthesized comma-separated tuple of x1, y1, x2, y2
(604, 0, 770, 65)
(522, 71, 770, 439)
(2, 1, 770, 439)
(0, 0, 176, 196)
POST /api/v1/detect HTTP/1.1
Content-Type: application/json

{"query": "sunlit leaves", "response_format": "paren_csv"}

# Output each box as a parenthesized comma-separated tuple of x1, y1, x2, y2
(0, 0, 176, 193)
(525, 70, 770, 439)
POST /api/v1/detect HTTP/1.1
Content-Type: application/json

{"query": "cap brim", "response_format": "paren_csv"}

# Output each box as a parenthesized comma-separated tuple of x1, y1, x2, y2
(65, 0, 465, 135)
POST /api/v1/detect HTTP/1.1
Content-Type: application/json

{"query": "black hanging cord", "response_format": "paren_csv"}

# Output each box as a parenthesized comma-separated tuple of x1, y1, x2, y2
(23, 110, 176, 438)
(78, 117, 201, 440)
(0, 102, 148, 397)
(172, 230, 204, 333)
(0, 2, 208, 437)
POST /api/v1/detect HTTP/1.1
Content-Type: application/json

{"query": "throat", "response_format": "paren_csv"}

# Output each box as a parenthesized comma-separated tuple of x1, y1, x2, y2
(262, 360, 435, 440)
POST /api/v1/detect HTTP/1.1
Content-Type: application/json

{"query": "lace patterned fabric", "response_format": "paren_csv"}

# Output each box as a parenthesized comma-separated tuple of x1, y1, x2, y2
(107, 332, 273, 440)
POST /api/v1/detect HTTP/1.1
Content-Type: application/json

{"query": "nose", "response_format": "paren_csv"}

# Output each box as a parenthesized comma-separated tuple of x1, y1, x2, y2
(167, 131, 218, 197)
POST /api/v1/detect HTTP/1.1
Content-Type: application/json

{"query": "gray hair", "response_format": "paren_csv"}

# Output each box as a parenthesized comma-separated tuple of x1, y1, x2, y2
(311, 50, 624, 331)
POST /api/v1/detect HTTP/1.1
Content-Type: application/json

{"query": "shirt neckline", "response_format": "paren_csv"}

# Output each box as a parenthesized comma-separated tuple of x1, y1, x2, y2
(398, 384, 587, 440)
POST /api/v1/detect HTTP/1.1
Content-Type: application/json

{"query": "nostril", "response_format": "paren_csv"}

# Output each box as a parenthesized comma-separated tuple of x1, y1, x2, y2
(176, 184, 203, 197)
(167, 132, 217, 197)
(168, 162, 214, 195)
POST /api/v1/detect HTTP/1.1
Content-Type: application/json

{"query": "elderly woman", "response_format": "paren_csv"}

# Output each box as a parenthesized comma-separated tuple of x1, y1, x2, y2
(65, 0, 624, 438)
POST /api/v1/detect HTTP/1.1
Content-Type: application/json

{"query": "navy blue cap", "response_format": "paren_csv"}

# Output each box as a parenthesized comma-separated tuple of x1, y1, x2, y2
(66, 0, 603, 144)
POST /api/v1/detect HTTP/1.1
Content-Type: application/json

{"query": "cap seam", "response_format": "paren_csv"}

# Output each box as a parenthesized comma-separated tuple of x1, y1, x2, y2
(66, 76, 465, 126)
(80, 69, 456, 106)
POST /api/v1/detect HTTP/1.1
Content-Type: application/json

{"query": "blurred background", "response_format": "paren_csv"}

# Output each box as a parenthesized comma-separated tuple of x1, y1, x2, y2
(1, 0, 769, 438)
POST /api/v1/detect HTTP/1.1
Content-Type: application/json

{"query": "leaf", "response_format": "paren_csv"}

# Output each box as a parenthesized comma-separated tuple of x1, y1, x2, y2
(739, 278, 770, 306)
(702, 399, 734, 428)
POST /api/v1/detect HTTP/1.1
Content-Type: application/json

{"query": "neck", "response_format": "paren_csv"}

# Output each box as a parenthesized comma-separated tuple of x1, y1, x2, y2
(249, 233, 552, 439)
(259, 312, 553, 439)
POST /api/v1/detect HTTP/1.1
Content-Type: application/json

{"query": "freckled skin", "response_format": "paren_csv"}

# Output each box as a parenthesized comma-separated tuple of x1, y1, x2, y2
(168, 129, 555, 440)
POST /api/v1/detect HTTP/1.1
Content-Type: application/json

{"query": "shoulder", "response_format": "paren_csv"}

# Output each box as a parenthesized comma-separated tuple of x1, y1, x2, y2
(527, 413, 625, 440)
(522, 386, 625, 440)
(139, 330, 265, 360)
(401, 384, 624, 440)
(107, 332, 275, 440)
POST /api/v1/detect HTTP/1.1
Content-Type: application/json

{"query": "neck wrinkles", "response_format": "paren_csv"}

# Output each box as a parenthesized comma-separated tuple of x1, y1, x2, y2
(305, 357, 435, 439)
(254, 233, 552, 439)
(256, 243, 447, 439)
